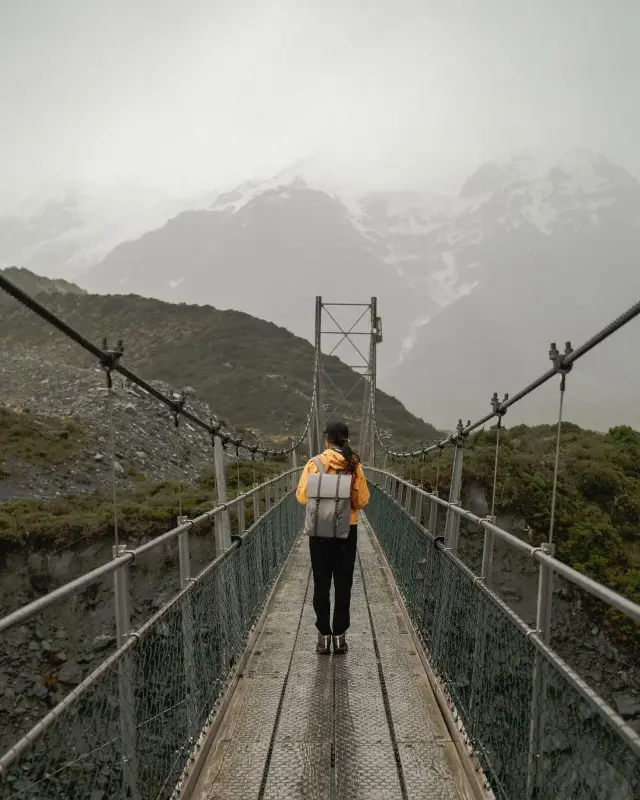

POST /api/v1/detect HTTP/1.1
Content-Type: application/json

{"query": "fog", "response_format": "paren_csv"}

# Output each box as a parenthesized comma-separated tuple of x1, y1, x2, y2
(1, 0, 640, 209)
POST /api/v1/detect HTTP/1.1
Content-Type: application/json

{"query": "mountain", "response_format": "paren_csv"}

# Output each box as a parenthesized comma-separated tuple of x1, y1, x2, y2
(0, 187, 217, 281)
(0, 266, 86, 298)
(80, 177, 424, 369)
(0, 268, 436, 446)
(385, 148, 640, 432)
(73, 147, 640, 432)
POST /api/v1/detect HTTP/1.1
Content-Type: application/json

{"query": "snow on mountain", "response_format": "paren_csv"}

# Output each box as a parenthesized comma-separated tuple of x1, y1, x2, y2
(384, 148, 640, 431)
(75, 146, 640, 429)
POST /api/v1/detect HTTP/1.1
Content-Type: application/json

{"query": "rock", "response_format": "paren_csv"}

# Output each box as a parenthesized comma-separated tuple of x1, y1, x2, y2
(32, 682, 48, 700)
(51, 651, 67, 665)
(136, 451, 146, 460)
(591, 626, 599, 636)
(92, 634, 116, 652)
(114, 460, 124, 475)
(612, 692, 640, 718)
(124, 403, 136, 414)
(94, 453, 105, 462)
(58, 660, 83, 686)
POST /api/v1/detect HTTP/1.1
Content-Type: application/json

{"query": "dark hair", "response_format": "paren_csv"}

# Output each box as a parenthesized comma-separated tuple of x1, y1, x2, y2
(324, 421, 359, 474)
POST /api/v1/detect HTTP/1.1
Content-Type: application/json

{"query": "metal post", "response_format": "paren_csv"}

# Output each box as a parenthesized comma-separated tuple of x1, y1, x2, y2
(177, 517, 198, 743)
(428, 492, 438, 536)
(253, 483, 261, 521)
(481, 516, 496, 589)
(526, 542, 555, 798)
(536, 542, 555, 644)
(238, 496, 246, 533)
(113, 544, 140, 800)
(444, 420, 465, 553)
(414, 490, 422, 524)
(213, 435, 230, 551)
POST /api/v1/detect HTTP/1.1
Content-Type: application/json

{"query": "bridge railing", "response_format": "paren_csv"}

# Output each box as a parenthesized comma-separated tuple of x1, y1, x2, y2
(364, 470, 640, 800)
(0, 473, 303, 800)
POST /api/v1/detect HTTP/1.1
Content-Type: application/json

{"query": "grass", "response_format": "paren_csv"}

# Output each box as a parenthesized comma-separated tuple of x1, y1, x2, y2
(0, 461, 286, 551)
(0, 407, 88, 470)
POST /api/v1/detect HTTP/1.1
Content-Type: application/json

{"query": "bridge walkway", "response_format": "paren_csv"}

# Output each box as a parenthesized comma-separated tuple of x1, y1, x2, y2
(189, 519, 478, 800)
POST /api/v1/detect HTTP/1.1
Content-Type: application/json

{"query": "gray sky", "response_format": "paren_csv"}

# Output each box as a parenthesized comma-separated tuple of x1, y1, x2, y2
(1, 0, 639, 206)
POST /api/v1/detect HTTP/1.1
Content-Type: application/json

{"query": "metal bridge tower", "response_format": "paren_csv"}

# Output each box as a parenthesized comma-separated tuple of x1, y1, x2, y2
(312, 296, 382, 463)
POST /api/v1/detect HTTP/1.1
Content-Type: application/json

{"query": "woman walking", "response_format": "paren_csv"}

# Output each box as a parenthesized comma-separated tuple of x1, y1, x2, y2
(296, 421, 370, 654)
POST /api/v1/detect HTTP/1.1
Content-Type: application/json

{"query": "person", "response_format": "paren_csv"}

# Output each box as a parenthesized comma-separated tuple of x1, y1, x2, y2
(296, 421, 370, 654)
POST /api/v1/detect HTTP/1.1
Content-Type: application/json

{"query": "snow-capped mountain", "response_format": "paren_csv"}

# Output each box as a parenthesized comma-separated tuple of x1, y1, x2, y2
(0, 187, 218, 280)
(78, 148, 640, 430)
(384, 148, 640, 431)
(80, 178, 420, 366)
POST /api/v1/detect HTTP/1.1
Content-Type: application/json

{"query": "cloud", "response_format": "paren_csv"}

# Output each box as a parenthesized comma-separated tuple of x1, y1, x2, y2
(1, 0, 639, 206)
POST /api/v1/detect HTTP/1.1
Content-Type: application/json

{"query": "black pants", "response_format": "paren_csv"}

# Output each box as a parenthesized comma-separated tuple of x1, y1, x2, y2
(309, 525, 358, 636)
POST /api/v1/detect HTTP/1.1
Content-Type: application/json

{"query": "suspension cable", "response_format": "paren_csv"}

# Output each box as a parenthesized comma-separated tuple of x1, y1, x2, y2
(490, 418, 501, 520)
(548, 375, 567, 545)
(108, 380, 119, 549)
(174, 412, 183, 520)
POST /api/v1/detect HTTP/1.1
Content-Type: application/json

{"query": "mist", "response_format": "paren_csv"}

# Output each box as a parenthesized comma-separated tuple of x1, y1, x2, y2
(2, 0, 640, 209)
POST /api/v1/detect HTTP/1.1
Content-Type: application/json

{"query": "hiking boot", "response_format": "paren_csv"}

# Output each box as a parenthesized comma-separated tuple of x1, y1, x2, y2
(333, 634, 348, 654)
(316, 634, 331, 655)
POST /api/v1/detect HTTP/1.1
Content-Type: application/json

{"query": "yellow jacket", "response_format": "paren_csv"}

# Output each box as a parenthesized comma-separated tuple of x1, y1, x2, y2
(296, 448, 370, 525)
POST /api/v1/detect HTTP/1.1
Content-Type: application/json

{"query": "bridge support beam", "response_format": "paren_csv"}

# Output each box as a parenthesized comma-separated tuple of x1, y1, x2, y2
(213, 436, 231, 553)
(428, 492, 439, 536)
(444, 421, 466, 553)
(526, 541, 556, 797)
(480, 516, 496, 589)
(113, 545, 140, 800)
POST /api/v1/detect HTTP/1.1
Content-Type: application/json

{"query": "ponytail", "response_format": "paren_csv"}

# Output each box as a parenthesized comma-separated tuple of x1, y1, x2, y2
(341, 441, 359, 475)
(324, 421, 359, 474)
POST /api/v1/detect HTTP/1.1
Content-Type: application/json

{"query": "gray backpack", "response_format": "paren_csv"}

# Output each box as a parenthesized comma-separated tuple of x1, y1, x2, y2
(304, 457, 352, 539)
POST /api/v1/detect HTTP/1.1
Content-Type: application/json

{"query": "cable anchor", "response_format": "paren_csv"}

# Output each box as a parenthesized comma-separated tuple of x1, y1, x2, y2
(490, 391, 509, 418)
(549, 341, 573, 375)
(99, 337, 124, 388)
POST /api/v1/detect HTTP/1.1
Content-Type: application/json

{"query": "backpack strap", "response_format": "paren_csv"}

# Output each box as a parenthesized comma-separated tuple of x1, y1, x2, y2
(312, 457, 327, 474)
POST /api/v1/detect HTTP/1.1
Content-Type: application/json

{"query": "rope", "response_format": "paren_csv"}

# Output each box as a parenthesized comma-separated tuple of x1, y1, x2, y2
(548, 375, 567, 545)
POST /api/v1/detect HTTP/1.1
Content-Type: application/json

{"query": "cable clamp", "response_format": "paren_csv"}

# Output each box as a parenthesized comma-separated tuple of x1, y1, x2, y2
(490, 392, 509, 417)
(549, 341, 573, 375)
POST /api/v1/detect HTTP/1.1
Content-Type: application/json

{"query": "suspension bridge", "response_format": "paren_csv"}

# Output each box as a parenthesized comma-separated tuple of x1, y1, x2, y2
(0, 275, 639, 800)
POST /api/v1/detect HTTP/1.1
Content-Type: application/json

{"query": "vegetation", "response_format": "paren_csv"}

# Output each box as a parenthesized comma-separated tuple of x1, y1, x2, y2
(0, 269, 435, 444)
(401, 422, 640, 643)
(0, 407, 88, 472)
(0, 461, 284, 551)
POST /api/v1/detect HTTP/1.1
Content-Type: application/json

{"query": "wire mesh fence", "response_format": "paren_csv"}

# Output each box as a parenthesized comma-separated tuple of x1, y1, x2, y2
(0, 489, 303, 800)
(365, 481, 640, 800)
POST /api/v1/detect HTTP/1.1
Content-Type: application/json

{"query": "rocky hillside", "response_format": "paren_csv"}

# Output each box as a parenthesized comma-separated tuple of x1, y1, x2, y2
(0, 268, 436, 446)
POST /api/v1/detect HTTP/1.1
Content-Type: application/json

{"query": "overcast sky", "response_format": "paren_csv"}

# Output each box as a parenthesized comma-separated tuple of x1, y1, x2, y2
(1, 0, 639, 206)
